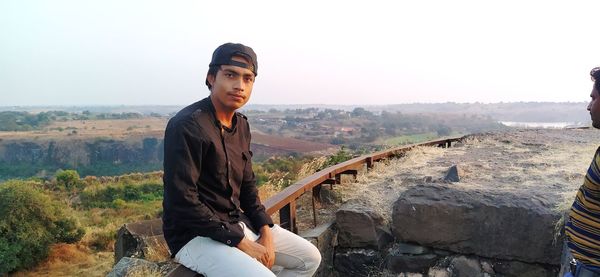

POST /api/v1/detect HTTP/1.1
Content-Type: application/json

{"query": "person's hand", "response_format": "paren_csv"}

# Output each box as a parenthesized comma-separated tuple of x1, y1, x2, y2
(236, 237, 267, 261)
(256, 225, 275, 269)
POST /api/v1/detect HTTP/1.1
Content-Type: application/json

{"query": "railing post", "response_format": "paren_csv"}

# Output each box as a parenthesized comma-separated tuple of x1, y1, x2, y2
(312, 184, 322, 227)
(366, 157, 374, 169)
(280, 201, 298, 233)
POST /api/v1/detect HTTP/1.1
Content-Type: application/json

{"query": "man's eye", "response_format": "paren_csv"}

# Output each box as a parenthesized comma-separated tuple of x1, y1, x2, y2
(245, 77, 254, 82)
(225, 73, 234, 77)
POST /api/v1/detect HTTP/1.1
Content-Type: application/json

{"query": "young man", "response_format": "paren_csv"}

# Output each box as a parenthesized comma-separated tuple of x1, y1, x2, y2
(162, 43, 321, 276)
(565, 67, 600, 276)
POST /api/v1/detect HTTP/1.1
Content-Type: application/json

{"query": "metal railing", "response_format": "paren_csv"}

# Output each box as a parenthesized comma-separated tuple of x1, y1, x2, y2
(263, 136, 465, 233)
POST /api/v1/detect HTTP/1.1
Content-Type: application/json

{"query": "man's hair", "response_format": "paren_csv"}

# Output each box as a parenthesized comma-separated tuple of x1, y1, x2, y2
(206, 65, 220, 90)
(591, 67, 600, 91)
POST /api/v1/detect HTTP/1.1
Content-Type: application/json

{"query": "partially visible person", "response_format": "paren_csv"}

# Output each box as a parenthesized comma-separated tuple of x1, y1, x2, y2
(565, 67, 600, 277)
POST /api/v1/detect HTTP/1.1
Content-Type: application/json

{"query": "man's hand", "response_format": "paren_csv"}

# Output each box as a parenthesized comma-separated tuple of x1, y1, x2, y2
(256, 225, 275, 269)
(236, 237, 267, 261)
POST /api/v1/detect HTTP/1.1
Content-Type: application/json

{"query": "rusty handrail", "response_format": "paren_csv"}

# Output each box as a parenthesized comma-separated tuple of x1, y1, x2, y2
(263, 135, 465, 232)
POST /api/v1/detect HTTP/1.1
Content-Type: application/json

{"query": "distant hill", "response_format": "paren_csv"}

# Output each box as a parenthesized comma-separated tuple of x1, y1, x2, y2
(0, 102, 588, 122)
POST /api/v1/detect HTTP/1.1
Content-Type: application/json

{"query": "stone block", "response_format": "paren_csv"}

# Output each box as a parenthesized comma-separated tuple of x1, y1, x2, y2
(386, 253, 438, 274)
(492, 260, 558, 277)
(106, 257, 158, 277)
(334, 248, 383, 276)
(301, 221, 337, 277)
(392, 184, 562, 264)
(114, 219, 166, 263)
(336, 199, 392, 250)
(449, 256, 482, 277)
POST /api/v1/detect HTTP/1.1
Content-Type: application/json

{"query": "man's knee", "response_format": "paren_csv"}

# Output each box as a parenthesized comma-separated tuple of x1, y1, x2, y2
(304, 241, 322, 271)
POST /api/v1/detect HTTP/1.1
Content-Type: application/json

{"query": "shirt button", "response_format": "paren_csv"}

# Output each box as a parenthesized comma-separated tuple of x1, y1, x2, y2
(227, 240, 231, 244)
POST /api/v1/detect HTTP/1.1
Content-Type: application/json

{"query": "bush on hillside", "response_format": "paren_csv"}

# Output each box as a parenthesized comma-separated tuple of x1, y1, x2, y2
(79, 181, 163, 209)
(54, 169, 81, 191)
(0, 180, 85, 275)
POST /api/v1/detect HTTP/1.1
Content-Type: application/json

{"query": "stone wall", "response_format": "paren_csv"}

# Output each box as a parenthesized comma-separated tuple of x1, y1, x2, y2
(331, 183, 563, 277)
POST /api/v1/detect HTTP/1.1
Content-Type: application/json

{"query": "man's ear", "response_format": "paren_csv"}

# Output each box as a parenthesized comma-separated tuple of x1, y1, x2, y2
(207, 74, 215, 87)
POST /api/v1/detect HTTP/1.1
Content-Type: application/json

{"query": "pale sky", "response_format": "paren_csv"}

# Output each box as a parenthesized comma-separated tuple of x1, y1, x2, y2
(1, 0, 600, 106)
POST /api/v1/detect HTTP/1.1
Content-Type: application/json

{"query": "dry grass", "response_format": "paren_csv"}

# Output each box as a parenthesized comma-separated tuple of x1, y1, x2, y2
(143, 237, 171, 262)
(11, 244, 113, 277)
(323, 129, 599, 231)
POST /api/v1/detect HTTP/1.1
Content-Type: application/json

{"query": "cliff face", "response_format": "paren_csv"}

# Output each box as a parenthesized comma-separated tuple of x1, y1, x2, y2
(0, 137, 164, 179)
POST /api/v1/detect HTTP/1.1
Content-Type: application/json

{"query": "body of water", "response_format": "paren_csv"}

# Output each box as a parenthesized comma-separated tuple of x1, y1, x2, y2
(500, 121, 589, 128)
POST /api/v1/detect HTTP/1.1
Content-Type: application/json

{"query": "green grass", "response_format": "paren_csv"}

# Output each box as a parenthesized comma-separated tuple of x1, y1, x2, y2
(383, 132, 439, 146)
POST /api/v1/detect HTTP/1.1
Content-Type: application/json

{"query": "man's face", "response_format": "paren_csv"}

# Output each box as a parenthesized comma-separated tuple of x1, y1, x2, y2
(207, 56, 255, 112)
(588, 85, 600, 129)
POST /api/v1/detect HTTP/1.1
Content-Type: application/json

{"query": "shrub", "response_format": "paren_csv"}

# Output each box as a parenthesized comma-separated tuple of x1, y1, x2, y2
(0, 180, 85, 274)
(55, 169, 81, 191)
(79, 181, 163, 209)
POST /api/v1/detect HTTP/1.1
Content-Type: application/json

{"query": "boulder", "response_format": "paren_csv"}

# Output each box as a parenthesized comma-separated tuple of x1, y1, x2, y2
(492, 260, 557, 277)
(392, 184, 562, 264)
(115, 219, 166, 262)
(449, 256, 482, 277)
(106, 257, 159, 277)
(334, 248, 383, 276)
(336, 199, 392, 250)
(443, 165, 461, 182)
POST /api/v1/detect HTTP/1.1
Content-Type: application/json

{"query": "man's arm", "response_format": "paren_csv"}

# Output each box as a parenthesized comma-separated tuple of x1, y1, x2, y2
(238, 124, 274, 231)
(163, 118, 244, 247)
(237, 121, 275, 267)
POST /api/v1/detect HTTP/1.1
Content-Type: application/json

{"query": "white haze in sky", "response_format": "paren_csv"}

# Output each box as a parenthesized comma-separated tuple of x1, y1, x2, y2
(1, 0, 600, 106)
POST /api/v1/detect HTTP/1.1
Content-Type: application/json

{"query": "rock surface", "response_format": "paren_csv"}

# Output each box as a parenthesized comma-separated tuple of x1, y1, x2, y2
(336, 199, 392, 250)
(443, 165, 461, 182)
(106, 257, 159, 277)
(333, 248, 383, 276)
(392, 183, 562, 264)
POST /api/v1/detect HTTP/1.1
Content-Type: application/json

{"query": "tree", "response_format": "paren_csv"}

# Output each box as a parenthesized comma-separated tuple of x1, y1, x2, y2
(0, 180, 85, 274)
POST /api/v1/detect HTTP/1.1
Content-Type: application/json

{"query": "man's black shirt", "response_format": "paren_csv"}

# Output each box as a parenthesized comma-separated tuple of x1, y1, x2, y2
(162, 97, 273, 256)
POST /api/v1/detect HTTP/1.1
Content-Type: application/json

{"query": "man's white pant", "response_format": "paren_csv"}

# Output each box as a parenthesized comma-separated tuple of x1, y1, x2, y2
(174, 223, 322, 277)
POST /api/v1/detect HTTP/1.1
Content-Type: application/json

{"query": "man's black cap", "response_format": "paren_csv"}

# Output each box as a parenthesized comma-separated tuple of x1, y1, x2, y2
(209, 42, 258, 75)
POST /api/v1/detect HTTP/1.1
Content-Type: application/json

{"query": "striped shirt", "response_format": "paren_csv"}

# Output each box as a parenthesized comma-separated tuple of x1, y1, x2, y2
(566, 147, 600, 270)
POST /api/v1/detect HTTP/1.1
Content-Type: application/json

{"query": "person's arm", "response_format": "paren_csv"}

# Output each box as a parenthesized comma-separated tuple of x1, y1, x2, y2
(238, 121, 275, 267)
(238, 123, 274, 231)
(163, 118, 244, 247)
(256, 225, 275, 268)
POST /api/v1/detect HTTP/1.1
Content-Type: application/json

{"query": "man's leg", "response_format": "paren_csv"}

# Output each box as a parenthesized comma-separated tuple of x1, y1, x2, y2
(175, 235, 276, 277)
(254, 224, 322, 277)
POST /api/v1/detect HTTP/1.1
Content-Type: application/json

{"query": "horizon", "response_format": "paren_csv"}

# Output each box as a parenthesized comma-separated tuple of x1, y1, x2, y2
(0, 100, 590, 109)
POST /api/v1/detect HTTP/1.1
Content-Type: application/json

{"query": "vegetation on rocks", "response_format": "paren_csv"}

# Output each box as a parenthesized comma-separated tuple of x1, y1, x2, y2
(0, 180, 85, 275)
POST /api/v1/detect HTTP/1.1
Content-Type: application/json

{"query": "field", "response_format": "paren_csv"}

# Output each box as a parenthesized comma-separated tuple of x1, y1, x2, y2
(0, 118, 168, 141)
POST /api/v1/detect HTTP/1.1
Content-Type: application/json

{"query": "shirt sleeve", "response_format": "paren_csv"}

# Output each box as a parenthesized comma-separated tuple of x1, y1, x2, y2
(163, 118, 245, 247)
(239, 122, 274, 231)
